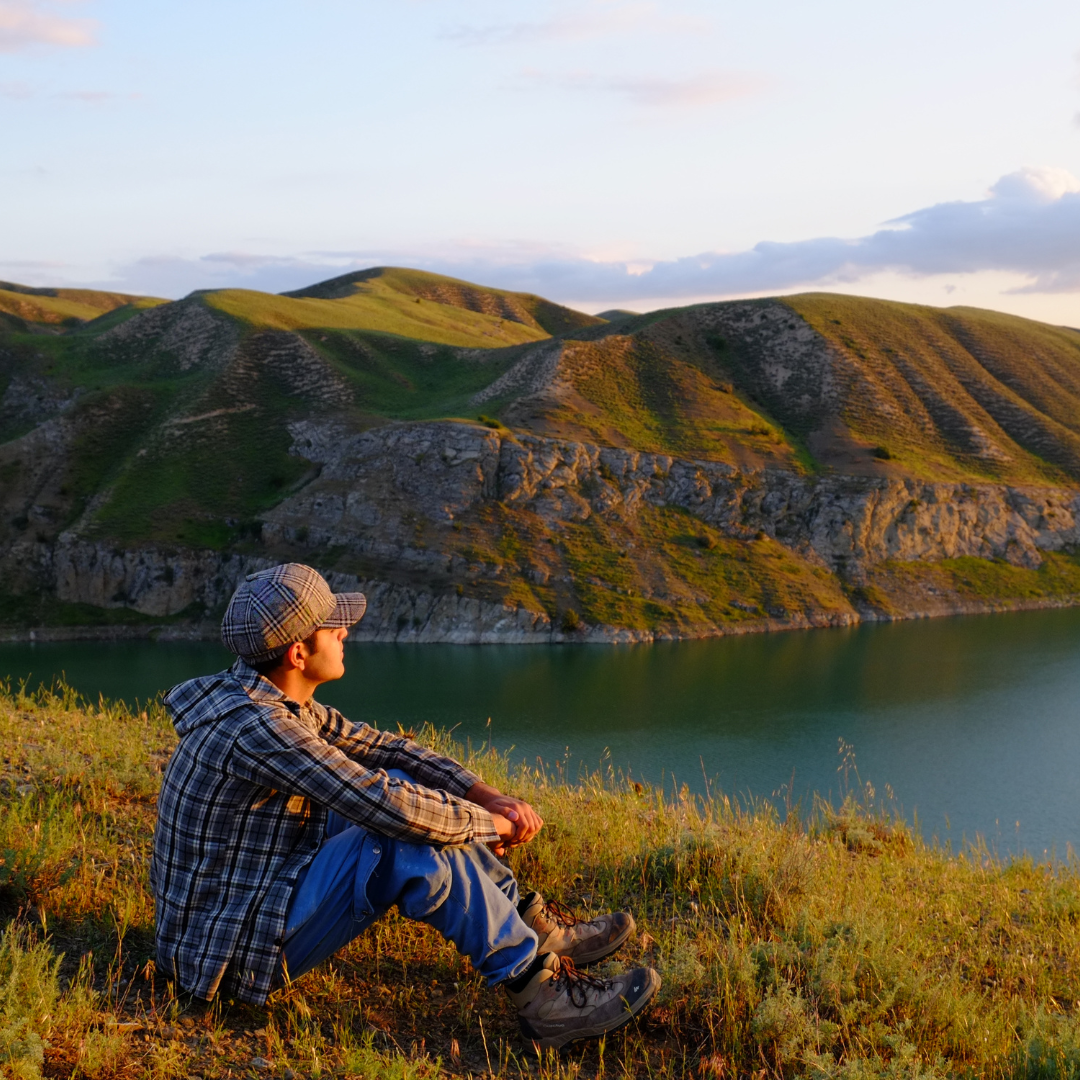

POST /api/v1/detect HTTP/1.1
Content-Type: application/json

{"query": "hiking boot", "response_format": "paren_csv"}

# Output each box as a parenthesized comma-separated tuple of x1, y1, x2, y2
(505, 952, 660, 1051)
(519, 891, 635, 966)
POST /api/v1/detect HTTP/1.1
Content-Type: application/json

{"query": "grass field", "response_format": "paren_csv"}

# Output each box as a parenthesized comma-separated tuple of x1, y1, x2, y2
(5, 682, 1080, 1079)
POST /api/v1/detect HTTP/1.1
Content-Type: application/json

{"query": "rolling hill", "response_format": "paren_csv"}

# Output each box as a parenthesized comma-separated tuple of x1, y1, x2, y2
(2, 267, 1080, 641)
(0, 282, 164, 333)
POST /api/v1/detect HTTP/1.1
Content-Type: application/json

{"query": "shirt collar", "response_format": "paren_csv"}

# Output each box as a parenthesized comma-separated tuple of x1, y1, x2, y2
(230, 657, 324, 716)
(231, 657, 291, 704)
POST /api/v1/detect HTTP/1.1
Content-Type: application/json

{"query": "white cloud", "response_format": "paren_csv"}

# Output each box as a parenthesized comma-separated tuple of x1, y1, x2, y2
(0, 0, 96, 52)
(989, 165, 1080, 202)
(426, 166, 1080, 301)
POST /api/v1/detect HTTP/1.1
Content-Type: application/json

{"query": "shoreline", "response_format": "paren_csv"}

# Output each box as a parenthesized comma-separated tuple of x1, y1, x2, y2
(2, 590, 1078, 646)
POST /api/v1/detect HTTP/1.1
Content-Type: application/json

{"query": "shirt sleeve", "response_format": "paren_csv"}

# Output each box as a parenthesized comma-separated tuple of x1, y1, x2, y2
(315, 706, 483, 797)
(227, 705, 499, 847)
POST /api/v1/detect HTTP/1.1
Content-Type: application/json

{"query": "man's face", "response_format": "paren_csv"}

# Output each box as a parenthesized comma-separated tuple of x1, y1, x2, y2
(301, 626, 348, 685)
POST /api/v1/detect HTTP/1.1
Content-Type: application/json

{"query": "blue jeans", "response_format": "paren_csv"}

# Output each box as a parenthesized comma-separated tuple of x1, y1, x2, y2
(279, 771, 538, 986)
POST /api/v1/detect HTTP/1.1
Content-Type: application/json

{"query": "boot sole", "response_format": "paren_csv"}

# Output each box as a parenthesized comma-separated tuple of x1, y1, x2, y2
(520, 969, 660, 1051)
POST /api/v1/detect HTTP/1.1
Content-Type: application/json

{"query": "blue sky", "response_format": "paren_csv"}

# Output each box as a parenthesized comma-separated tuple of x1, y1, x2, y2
(3, 0, 1080, 323)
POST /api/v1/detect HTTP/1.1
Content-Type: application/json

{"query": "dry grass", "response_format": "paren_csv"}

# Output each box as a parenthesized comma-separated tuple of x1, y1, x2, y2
(3, 683, 1080, 1078)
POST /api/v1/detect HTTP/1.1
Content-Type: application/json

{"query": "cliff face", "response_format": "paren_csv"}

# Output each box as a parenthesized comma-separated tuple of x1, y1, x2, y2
(275, 419, 1080, 572)
(9, 419, 1078, 644)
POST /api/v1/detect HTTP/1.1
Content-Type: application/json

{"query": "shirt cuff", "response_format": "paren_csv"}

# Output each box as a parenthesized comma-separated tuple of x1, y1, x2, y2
(470, 805, 501, 844)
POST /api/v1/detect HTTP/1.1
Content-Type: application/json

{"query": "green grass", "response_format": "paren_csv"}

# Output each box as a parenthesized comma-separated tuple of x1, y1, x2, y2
(866, 551, 1080, 610)
(498, 332, 812, 471)
(204, 282, 549, 349)
(283, 266, 605, 337)
(88, 400, 314, 547)
(0, 284, 165, 329)
(300, 330, 527, 420)
(7, 682, 1080, 1078)
(555, 507, 853, 632)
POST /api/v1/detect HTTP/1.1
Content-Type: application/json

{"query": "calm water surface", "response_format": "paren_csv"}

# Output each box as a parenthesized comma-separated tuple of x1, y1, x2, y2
(3, 608, 1080, 859)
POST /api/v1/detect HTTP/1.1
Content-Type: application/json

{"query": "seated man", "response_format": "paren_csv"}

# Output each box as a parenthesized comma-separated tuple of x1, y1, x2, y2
(151, 563, 659, 1050)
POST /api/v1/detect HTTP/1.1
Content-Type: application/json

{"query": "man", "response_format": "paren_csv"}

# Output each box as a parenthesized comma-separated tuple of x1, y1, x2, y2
(151, 563, 660, 1050)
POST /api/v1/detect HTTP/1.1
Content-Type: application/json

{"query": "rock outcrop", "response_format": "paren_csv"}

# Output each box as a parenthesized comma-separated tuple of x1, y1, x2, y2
(10, 418, 1075, 644)
(273, 420, 1080, 575)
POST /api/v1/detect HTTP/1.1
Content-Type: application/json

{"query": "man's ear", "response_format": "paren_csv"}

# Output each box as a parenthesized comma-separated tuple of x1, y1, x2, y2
(283, 640, 308, 672)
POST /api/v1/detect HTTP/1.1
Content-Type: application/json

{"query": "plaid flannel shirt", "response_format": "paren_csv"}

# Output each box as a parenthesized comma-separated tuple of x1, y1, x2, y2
(150, 658, 499, 1004)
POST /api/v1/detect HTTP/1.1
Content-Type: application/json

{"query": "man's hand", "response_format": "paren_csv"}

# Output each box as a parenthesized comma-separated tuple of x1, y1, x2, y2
(466, 781, 544, 854)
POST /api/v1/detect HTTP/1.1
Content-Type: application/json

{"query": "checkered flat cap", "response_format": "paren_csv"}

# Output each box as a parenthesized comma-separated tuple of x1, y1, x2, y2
(221, 563, 367, 664)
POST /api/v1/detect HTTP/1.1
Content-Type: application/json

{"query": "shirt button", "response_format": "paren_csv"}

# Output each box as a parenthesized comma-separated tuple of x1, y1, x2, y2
(372, 845, 381, 855)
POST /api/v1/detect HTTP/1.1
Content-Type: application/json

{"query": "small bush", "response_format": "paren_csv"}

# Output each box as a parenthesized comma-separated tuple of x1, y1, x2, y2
(0, 926, 60, 1079)
(561, 608, 581, 632)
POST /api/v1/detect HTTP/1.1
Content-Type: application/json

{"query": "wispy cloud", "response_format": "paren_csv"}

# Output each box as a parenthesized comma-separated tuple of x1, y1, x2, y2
(442, 2, 708, 46)
(58, 89, 140, 103)
(2, 84, 141, 103)
(512, 67, 764, 110)
(602, 71, 765, 109)
(0, 0, 96, 52)
(0, 79, 32, 97)
(414, 166, 1080, 301)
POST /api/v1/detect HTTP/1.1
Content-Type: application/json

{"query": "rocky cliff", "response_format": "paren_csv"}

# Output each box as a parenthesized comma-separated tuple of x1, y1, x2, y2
(7, 418, 1078, 644)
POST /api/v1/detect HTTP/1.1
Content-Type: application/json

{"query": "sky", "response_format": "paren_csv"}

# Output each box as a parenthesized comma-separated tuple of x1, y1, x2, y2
(3, 0, 1080, 324)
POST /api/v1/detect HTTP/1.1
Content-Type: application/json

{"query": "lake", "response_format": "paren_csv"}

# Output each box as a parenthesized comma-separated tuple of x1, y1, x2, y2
(3, 607, 1080, 859)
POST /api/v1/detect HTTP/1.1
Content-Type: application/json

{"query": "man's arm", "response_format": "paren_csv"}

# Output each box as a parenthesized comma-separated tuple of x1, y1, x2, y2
(317, 707, 481, 796)
(318, 707, 544, 851)
(230, 707, 500, 847)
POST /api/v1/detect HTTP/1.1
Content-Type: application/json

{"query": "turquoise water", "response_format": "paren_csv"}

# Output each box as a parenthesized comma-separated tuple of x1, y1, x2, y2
(4, 608, 1080, 858)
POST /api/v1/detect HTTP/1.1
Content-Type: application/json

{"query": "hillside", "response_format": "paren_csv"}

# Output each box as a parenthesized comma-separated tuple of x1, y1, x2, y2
(0, 281, 164, 333)
(2, 268, 1080, 641)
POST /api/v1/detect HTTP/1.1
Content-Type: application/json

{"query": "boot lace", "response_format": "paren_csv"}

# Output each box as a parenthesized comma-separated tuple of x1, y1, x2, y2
(541, 899, 580, 928)
(552, 957, 611, 1008)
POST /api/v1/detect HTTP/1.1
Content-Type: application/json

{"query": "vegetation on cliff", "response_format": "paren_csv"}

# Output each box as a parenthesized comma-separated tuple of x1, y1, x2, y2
(4, 681, 1080, 1079)
(3, 268, 1080, 637)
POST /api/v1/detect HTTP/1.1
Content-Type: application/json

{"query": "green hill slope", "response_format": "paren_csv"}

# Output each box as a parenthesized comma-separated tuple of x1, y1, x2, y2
(786, 294, 1080, 484)
(283, 266, 605, 337)
(0, 282, 164, 332)
(472, 294, 1080, 486)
